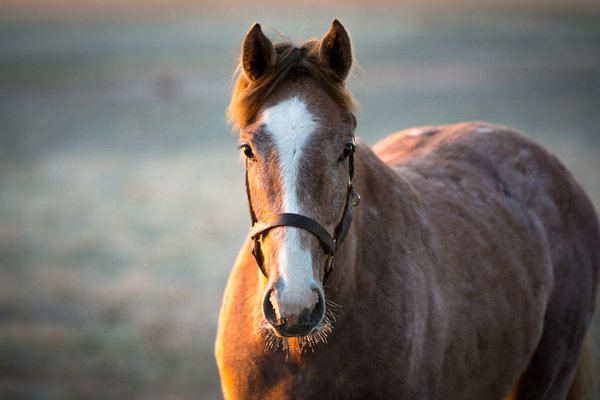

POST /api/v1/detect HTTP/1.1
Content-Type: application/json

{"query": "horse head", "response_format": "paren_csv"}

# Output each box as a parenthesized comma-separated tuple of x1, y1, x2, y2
(229, 20, 358, 341)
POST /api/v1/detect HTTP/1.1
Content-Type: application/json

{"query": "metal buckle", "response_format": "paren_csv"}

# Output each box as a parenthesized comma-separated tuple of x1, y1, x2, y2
(325, 253, 335, 273)
(252, 237, 268, 278)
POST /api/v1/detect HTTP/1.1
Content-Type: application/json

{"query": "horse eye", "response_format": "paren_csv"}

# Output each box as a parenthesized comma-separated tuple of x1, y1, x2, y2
(241, 144, 255, 160)
(340, 142, 355, 161)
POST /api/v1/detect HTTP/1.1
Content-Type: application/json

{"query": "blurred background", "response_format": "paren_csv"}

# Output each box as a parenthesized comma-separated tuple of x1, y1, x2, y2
(1, 0, 599, 398)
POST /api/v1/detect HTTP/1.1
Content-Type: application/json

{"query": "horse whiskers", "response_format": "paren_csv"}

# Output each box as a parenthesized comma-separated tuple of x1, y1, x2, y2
(325, 299, 342, 321)
(253, 302, 340, 355)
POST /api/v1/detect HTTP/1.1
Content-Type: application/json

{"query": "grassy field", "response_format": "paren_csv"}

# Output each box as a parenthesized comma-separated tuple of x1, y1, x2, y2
(1, 7, 599, 399)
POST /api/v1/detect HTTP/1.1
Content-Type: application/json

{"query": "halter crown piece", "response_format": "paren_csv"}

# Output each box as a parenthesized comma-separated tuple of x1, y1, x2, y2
(245, 139, 360, 284)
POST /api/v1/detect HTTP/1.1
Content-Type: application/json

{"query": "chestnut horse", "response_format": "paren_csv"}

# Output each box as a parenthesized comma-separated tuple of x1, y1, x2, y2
(215, 20, 599, 399)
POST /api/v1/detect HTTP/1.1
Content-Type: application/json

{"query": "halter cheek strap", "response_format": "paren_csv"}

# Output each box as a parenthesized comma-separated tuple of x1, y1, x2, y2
(245, 142, 359, 284)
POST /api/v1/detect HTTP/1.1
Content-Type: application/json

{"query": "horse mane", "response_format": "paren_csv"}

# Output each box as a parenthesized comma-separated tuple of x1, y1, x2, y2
(227, 39, 358, 129)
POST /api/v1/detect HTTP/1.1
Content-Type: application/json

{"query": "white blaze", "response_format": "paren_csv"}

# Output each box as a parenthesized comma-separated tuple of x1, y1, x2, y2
(262, 97, 318, 314)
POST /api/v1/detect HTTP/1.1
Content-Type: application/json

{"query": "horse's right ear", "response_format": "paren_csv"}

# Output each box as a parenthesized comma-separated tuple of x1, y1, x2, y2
(242, 23, 276, 82)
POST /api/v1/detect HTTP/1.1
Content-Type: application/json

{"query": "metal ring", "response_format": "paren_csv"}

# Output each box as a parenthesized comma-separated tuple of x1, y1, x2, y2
(352, 191, 361, 207)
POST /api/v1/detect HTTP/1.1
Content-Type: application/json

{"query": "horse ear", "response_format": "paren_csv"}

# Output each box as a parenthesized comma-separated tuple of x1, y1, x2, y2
(242, 23, 276, 82)
(319, 19, 353, 81)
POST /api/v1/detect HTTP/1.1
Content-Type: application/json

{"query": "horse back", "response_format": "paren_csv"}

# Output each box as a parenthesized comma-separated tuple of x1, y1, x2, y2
(373, 121, 599, 293)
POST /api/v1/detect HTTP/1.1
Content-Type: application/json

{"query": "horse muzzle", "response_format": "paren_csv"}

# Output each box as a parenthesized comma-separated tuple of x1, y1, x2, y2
(262, 285, 325, 337)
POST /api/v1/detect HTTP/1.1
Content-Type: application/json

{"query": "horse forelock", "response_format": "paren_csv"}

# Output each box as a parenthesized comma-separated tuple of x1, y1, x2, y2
(228, 39, 358, 130)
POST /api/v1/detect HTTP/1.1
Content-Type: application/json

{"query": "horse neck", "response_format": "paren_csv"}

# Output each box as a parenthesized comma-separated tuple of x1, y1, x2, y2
(328, 141, 420, 304)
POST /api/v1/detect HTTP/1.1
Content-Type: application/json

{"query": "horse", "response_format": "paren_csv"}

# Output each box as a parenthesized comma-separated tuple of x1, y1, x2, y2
(215, 20, 599, 399)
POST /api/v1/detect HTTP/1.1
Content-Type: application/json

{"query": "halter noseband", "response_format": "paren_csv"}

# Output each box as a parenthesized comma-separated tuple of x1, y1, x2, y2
(245, 141, 360, 284)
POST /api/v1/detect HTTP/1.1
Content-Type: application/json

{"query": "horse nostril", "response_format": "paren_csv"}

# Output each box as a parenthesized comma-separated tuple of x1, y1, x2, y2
(308, 289, 325, 326)
(262, 287, 280, 327)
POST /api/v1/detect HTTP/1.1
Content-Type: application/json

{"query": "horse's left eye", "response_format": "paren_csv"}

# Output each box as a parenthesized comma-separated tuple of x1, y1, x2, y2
(340, 142, 355, 161)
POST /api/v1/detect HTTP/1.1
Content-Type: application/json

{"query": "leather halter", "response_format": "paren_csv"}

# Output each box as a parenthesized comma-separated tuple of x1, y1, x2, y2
(245, 141, 359, 284)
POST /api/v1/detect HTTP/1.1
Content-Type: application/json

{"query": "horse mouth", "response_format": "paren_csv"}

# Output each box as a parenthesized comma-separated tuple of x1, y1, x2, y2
(272, 325, 317, 338)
